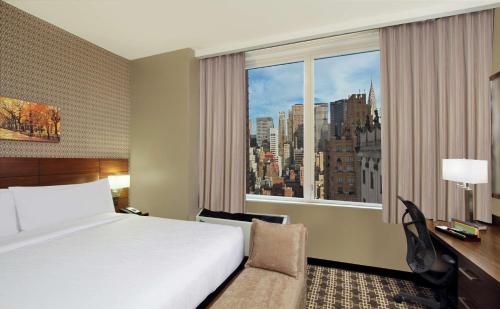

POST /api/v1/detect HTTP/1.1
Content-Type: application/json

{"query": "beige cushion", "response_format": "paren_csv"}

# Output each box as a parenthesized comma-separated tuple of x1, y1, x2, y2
(210, 267, 305, 309)
(246, 219, 305, 278)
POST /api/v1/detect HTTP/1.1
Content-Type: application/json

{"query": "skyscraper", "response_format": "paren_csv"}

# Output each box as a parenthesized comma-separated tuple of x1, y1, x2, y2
(291, 104, 304, 139)
(325, 136, 360, 202)
(291, 104, 304, 150)
(324, 88, 373, 202)
(293, 124, 304, 150)
(278, 111, 286, 156)
(256, 117, 273, 147)
(330, 99, 346, 137)
(269, 127, 279, 159)
(283, 142, 291, 166)
(368, 79, 376, 116)
(314, 103, 329, 150)
(345, 93, 370, 133)
(294, 148, 304, 166)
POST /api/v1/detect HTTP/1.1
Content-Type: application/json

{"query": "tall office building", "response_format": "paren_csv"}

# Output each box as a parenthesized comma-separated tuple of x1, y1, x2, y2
(291, 104, 304, 143)
(325, 135, 360, 202)
(294, 148, 304, 166)
(368, 79, 377, 116)
(286, 104, 304, 160)
(256, 117, 273, 147)
(330, 99, 346, 137)
(345, 93, 370, 133)
(293, 124, 304, 150)
(314, 152, 326, 199)
(269, 127, 279, 159)
(283, 103, 304, 153)
(283, 142, 291, 167)
(324, 89, 374, 201)
(314, 103, 329, 150)
(278, 111, 286, 156)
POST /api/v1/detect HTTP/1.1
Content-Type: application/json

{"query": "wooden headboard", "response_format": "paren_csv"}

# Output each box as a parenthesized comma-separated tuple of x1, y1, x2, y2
(0, 157, 129, 210)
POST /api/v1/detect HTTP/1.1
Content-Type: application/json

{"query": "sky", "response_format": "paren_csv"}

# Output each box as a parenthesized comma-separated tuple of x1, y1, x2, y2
(248, 50, 381, 134)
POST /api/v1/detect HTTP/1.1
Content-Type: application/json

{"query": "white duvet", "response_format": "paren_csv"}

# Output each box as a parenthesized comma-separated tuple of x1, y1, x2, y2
(0, 213, 244, 309)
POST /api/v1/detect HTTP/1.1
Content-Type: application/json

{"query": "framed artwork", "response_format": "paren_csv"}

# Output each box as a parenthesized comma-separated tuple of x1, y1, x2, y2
(0, 96, 61, 143)
(492, 72, 500, 199)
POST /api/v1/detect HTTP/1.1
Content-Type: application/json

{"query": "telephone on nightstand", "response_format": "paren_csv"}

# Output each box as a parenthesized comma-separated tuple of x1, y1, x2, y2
(120, 207, 142, 215)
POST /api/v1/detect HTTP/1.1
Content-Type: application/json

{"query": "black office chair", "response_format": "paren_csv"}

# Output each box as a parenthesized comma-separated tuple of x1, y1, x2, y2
(394, 196, 456, 309)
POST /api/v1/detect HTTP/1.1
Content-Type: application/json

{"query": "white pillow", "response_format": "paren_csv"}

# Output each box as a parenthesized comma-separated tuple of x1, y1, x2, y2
(10, 179, 115, 231)
(0, 189, 20, 237)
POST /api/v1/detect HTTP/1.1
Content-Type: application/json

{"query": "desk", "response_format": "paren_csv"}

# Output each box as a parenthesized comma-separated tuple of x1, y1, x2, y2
(427, 220, 500, 309)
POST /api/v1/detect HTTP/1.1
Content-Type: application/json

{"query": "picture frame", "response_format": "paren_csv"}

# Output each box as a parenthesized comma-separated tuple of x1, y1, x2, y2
(0, 96, 61, 143)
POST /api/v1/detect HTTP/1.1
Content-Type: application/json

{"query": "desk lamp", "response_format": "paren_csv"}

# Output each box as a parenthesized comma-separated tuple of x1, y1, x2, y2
(442, 159, 487, 227)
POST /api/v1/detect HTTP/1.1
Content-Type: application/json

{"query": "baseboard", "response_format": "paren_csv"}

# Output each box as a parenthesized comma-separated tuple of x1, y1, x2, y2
(307, 257, 430, 287)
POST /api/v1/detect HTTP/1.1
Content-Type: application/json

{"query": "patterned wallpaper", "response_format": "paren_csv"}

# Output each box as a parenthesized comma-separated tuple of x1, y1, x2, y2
(0, 1, 130, 158)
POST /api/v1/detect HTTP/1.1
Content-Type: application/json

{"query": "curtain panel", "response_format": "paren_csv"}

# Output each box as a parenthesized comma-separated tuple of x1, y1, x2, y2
(199, 53, 246, 213)
(381, 10, 493, 223)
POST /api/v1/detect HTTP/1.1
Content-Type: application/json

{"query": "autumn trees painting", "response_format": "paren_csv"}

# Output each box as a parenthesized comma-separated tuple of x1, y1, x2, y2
(0, 96, 61, 142)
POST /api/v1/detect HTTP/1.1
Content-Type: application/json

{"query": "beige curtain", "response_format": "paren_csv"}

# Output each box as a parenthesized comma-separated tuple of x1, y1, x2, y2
(381, 10, 493, 223)
(199, 53, 246, 213)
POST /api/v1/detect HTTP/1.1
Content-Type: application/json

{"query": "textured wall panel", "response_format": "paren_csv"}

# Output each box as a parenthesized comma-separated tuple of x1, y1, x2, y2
(0, 1, 130, 158)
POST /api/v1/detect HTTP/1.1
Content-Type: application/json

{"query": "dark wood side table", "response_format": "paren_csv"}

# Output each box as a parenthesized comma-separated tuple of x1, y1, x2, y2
(427, 220, 500, 309)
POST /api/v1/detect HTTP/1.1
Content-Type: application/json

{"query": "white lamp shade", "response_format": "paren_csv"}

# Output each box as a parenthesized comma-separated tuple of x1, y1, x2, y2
(108, 175, 130, 190)
(442, 159, 488, 184)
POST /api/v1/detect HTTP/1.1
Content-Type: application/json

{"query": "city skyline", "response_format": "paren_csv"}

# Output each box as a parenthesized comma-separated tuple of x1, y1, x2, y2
(248, 50, 381, 134)
(247, 50, 382, 202)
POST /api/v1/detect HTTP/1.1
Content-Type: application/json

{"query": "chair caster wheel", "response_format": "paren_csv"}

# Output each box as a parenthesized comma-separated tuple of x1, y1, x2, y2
(394, 295, 403, 303)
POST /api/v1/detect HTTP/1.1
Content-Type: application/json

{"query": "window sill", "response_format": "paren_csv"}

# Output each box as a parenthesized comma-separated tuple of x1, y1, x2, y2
(245, 195, 382, 210)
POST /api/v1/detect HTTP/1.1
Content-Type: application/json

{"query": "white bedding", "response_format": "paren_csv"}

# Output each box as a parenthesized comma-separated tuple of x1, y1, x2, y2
(0, 213, 244, 309)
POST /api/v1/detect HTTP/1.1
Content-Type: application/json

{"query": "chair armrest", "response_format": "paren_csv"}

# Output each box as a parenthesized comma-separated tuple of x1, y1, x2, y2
(441, 254, 455, 265)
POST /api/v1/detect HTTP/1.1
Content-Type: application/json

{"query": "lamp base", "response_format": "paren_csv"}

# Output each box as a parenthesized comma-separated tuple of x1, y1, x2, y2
(111, 189, 121, 208)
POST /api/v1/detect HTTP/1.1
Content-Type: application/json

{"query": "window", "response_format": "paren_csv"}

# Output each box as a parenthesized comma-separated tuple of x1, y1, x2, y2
(246, 62, 304, 198)
(246, 31, 382, 207)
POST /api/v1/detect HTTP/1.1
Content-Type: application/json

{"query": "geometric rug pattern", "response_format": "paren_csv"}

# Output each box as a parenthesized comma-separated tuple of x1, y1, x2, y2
(306, 265, 432, 309)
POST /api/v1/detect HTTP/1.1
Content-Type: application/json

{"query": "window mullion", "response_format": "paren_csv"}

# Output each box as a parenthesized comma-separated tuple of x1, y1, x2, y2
(303, 55, 314, 202)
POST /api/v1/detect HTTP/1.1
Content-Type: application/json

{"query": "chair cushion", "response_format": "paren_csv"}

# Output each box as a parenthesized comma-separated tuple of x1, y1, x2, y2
(246, 219, 305, 278)
(210, 267, 305, 309)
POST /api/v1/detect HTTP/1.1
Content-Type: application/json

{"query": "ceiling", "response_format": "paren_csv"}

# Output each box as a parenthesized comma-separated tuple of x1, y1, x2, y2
(5, 0, 500, 60)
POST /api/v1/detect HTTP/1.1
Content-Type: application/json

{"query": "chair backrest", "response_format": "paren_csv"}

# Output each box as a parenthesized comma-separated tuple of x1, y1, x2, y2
(398, 196, 437, 273)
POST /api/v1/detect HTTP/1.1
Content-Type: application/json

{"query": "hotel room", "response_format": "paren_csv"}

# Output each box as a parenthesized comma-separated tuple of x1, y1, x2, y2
(1, 0, 500, 308)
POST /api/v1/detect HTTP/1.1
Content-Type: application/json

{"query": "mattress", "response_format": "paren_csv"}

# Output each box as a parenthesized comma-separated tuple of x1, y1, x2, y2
(0, 213, 244, 309)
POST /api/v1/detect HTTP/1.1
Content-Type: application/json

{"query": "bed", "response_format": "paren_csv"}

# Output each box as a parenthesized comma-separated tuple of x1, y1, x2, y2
(0, 173, 244, 309)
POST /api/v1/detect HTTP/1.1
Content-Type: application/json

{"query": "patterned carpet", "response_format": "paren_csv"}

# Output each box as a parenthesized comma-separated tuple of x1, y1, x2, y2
(306, 265, 432, 309)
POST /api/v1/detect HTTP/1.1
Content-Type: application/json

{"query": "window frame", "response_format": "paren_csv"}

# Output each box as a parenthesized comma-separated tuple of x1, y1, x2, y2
(245, 30, 382, 209)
